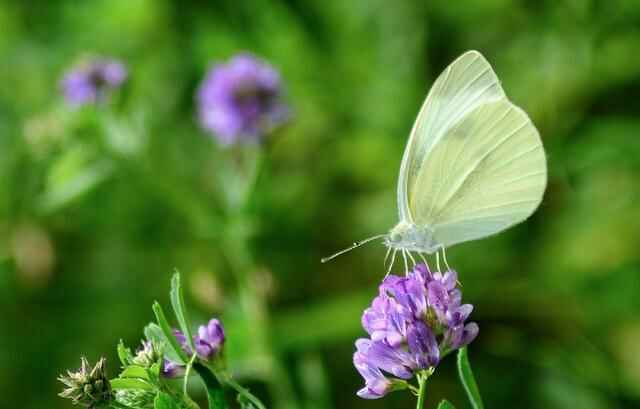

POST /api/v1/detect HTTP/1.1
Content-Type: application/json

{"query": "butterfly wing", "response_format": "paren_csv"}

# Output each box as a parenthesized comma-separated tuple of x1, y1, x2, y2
(397, 51, 505, 223)
(412, 98, 546, 247)
(398, 51, 547, 249)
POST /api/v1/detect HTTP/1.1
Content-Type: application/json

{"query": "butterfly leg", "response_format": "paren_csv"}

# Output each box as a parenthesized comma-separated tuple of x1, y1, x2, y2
(402, 249, 409, 275)
(436, 251, 441, 273)
(442, 247, 451, 272)
(383, 246, 392, 270)
(385, 249, 397, 277)
(419, 252, 430, 270)
(406, 251, 416, 268)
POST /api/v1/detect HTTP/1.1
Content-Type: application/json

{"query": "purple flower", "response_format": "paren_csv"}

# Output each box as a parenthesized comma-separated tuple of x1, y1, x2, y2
(197, 53, 289, 145)
(172, 329, 193, 356)
(354, 339, 401, 399)
(194, 319, 225, 360)
(161, 360, 185, 379)
(60, 58, 127, 106)
(354, 263, 478, 399)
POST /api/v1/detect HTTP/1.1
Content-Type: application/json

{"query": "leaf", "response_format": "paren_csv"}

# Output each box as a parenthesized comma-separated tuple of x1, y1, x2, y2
(170, 272, 196, 351)
(144, 322, 185, 364)
(152, 303, 190, 363)
(457, 347, 485, 409)
(120, 365, 150, 380)
(437, 400, 457, 409)
(117, 339, 133, 366)
(193, 363, 228, 409)
(111, 378, 153, 390)
(154, 392, 180, 409)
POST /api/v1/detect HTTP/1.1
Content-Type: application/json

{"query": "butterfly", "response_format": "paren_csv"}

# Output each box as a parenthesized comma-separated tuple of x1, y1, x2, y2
(322, 50, 547, 272)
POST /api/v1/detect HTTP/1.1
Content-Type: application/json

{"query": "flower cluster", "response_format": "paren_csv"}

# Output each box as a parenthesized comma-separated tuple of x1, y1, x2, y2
(60, 57, 127, 106)
(58, 357, 113, 408)
(354, 263, 479, 399)
(163, 318, 226, 377)
(197, 53, 289, 145)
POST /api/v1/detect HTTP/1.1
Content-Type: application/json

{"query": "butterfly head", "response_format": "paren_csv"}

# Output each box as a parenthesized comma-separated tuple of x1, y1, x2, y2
(385, 221, 441, 254)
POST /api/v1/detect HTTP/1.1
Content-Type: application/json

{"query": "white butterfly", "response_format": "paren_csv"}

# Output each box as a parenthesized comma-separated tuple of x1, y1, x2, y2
(323, 50, 547, 272)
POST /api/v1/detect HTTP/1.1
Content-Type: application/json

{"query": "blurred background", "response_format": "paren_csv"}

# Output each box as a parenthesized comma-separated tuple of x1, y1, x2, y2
(1, 1, 640, 408)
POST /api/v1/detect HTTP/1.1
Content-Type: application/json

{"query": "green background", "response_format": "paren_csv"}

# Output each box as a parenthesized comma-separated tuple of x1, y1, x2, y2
(1, 1, 639, 408)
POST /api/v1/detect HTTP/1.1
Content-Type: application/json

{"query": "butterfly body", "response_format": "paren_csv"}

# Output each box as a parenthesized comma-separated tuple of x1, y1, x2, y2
(385, 221, 441, 254)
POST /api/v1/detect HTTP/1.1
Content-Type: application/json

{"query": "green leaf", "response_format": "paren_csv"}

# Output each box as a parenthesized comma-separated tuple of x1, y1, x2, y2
(117, 339, 133, 366)
(170, 272, 196, 351)
(144, 322, 185, 364)
(152, 303, 189, 363)
(154, 392, 180, 409)
(120, 365, 150, 380)
(437, 400, 457, 409)
(457, 347, 485, 409)
(111, 378, 153, 390)
(193, 363, 228, 409)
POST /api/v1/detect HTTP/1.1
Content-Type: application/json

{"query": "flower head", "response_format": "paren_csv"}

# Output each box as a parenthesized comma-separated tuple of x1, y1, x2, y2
(194, 318, 225, 361)
(58, 357, 113, 408)
(197, 53, 289, 145)
(355, 263, 478, 399)
(131, 341, 162, 368)
(61, 57, 127, 106)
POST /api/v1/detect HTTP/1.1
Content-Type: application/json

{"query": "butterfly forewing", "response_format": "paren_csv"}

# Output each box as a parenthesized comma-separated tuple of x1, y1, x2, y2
(398, 51, 505, 224)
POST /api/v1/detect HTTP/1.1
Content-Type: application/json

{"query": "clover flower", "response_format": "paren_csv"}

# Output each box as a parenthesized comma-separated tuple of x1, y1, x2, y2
(355, 263, 478, 399)
(197, 53, 289, 145)
(60, 58, 127, 106)
(194, 318, 225, 360)
(58, 357, 113, 408)
(162, 318, 226, 377)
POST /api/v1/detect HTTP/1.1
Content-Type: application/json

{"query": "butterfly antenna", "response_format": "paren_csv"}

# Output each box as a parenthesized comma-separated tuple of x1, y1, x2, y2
(321, 234, 387, 263)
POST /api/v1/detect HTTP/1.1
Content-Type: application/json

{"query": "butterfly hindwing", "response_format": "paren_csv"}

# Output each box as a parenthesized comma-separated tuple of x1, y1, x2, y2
(399, 51, 547, 249)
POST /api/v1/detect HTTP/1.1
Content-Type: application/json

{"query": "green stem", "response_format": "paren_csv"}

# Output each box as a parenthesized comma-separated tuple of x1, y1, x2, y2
(416, 372, 428, 409)
(183, 353, 198, 397)
(221, 373, 267, 409)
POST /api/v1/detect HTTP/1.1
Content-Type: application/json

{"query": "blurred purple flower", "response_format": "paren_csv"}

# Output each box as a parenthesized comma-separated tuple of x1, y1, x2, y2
(161, 360, 185, 379)
(172, 329, 193, 356)
(197, 53, 289, 145)
(355, 263, 478, 399)
(60, 58, 127, 106)
(194, 318, 225, 361)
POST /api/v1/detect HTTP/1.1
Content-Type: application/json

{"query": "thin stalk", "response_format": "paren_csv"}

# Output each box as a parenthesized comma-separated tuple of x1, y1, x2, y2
(222, 373, 268, 409)
(416, 372, 428, 409)
(183, 353, 198, 397)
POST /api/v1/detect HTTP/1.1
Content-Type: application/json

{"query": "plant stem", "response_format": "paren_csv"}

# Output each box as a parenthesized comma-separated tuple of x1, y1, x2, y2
(416, 372, 428, 409)
(183, 353, 198, 397)
(222, 373, 268, 409)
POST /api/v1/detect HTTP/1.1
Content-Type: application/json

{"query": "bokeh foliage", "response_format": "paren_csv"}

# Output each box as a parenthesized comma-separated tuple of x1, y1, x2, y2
(0, 1, 639, 408)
